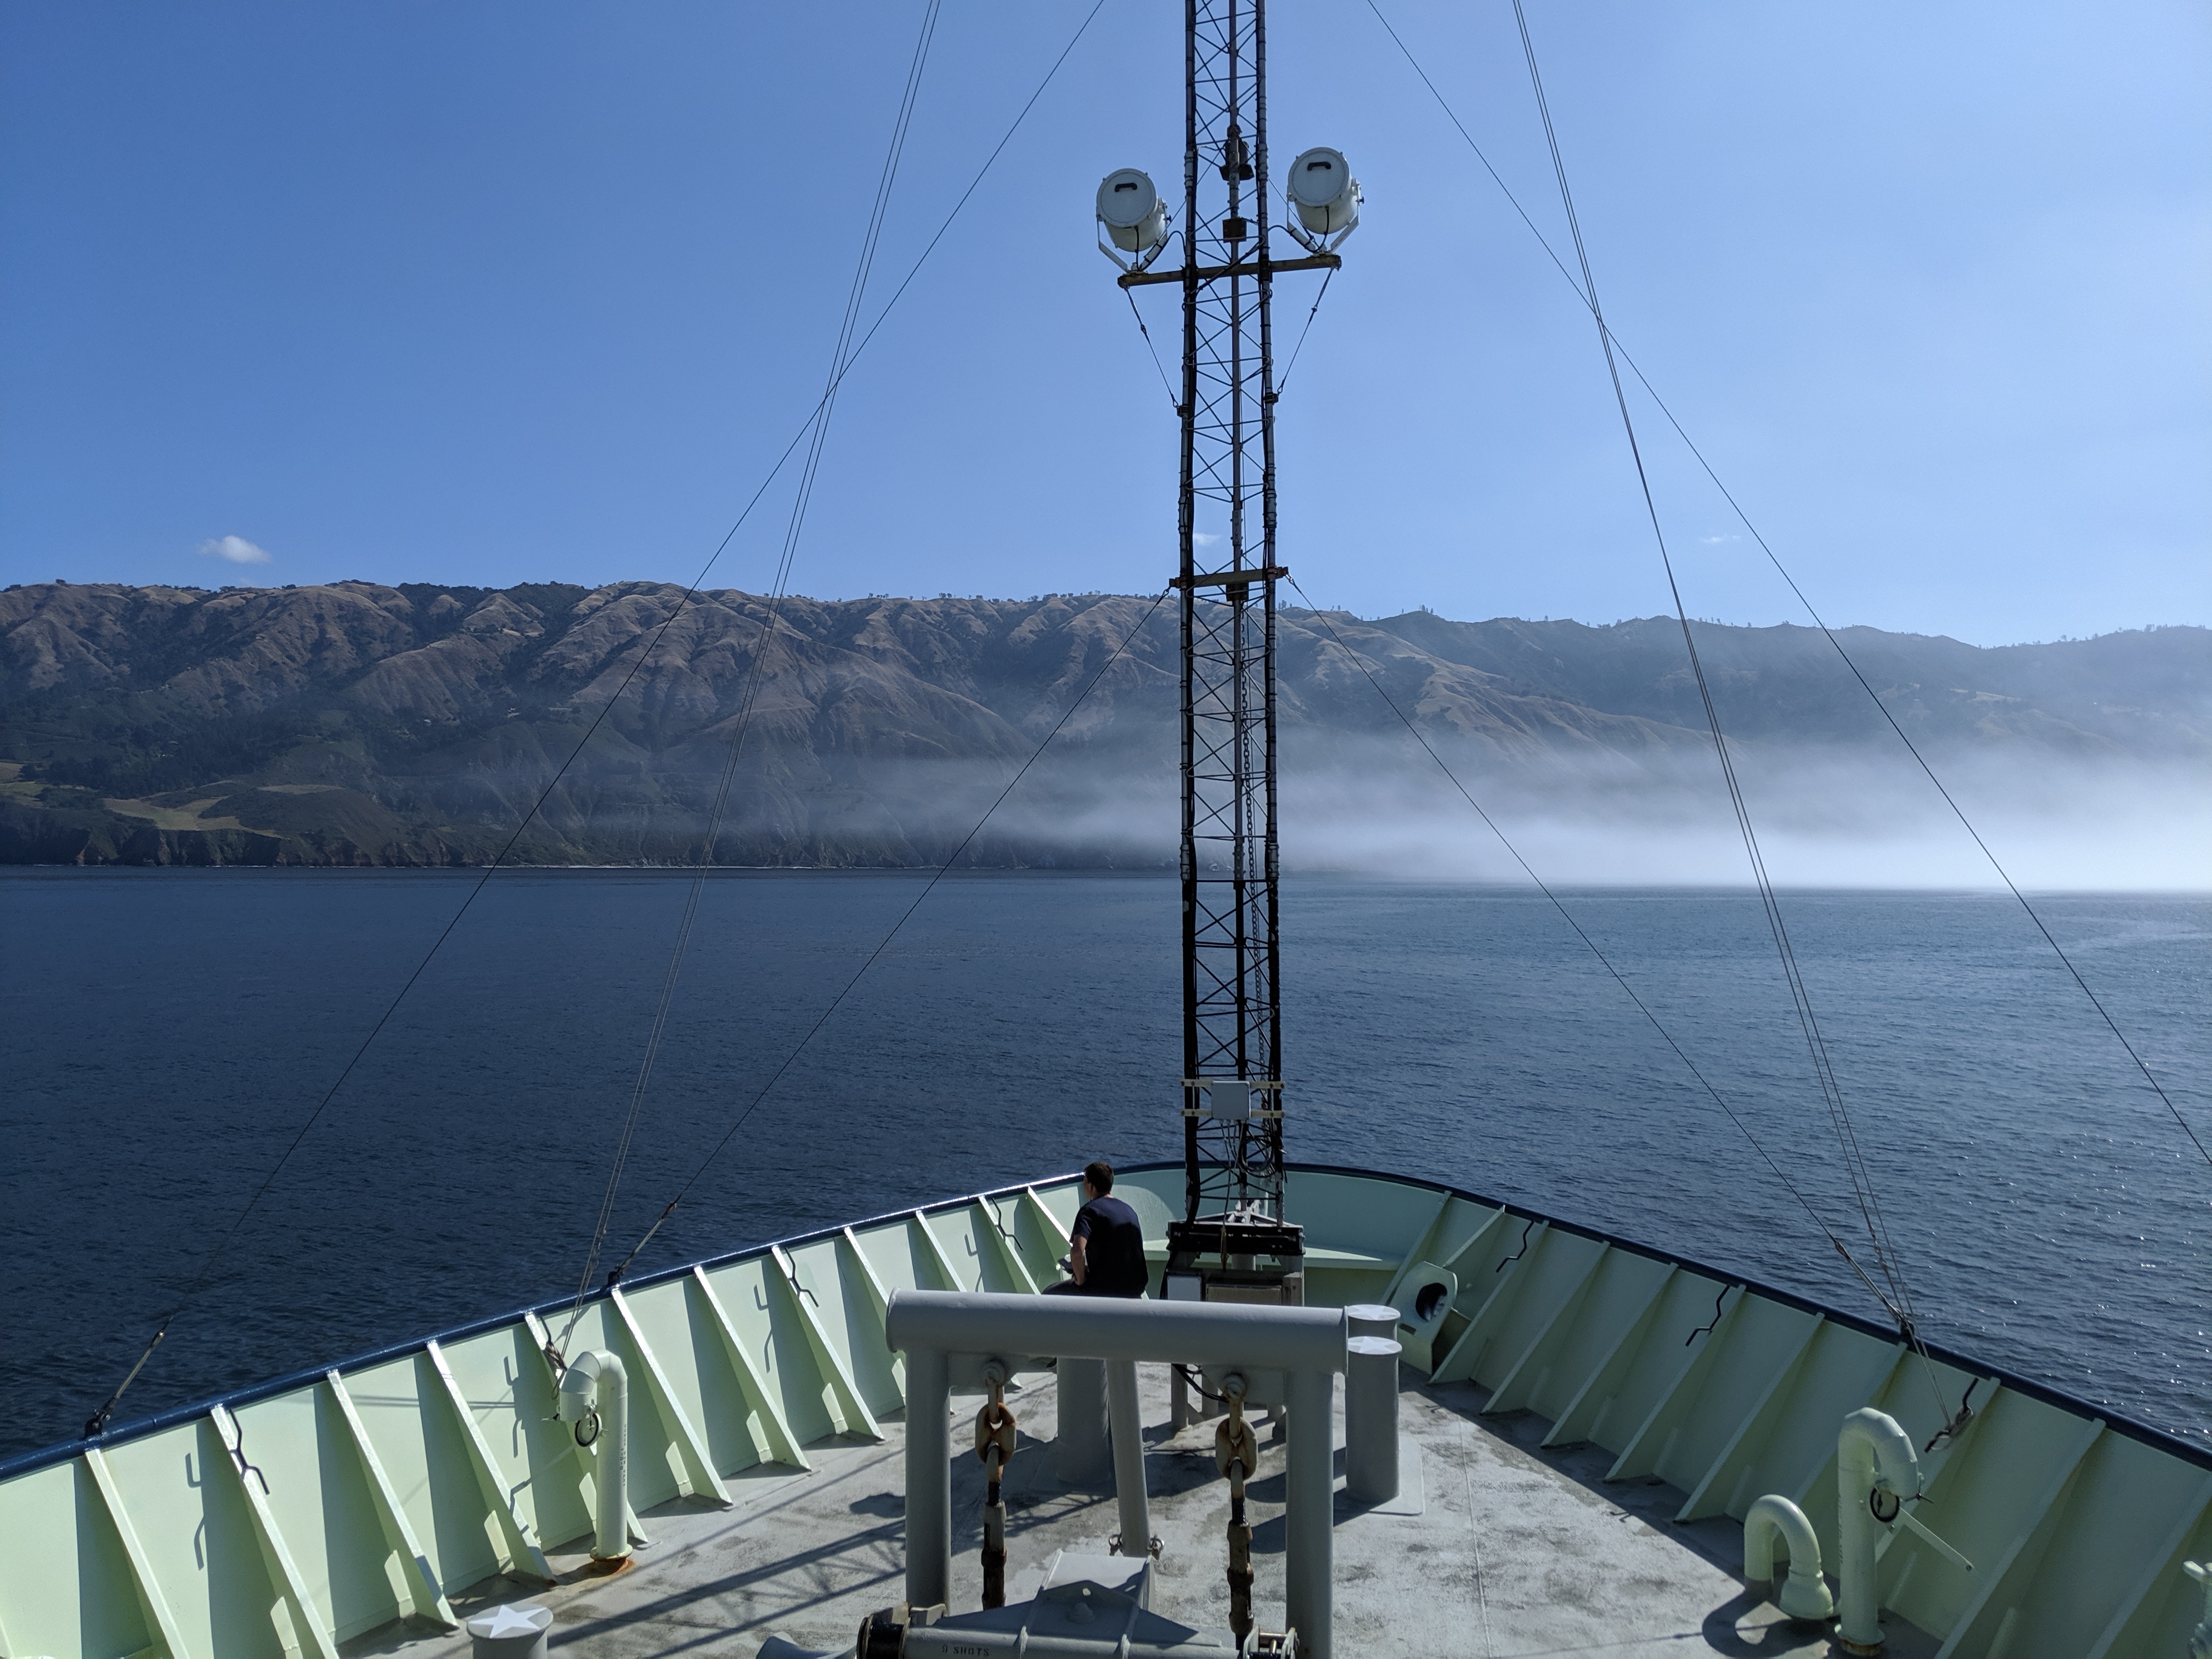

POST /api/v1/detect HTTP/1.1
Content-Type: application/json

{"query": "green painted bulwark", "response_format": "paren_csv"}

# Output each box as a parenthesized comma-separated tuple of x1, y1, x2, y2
(4, 1166, 2208, 1659)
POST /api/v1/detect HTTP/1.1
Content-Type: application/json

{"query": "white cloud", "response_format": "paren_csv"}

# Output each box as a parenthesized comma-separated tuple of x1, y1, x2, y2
(1193, 531, 1221, 547)
(1698, 534, 1742, 546)
(198, 534, 272, 565)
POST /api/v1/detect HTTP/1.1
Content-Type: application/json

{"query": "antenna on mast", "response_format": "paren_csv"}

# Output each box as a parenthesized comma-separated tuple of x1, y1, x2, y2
(1099, 0, 1356, 1327)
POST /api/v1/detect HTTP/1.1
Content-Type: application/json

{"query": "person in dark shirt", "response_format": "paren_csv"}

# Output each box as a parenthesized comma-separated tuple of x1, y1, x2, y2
(1047, 1160, 1148, 1297)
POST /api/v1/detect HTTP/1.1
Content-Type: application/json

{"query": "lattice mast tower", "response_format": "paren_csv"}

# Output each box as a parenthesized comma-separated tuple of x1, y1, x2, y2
(1172, 0, 1286, 1225)
(1099, 0, 1357, 1233)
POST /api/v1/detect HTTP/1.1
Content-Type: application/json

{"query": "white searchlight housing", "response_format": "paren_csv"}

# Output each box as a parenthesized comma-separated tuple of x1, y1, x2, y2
(1097, 166, 1169, 272)
(1286, 145, 1360, 251)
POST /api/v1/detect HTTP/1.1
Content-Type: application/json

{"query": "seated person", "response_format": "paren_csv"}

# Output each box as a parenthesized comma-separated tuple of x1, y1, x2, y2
(1046, 1160, 1148, 1297)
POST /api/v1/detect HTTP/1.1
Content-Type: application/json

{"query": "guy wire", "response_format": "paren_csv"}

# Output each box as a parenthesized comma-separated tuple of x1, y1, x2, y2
(563, 0, 944, 1338)
(1365, 0, 2205, 1180)
(81, 0, 1111, 1440)
(600, 590, 1173, 1284)
(1274, 265, 1335, 398)
(1283, 578, 1894, 1312)
(1125, 287, 1182, 413)
(1506, 0, 1957, 1420)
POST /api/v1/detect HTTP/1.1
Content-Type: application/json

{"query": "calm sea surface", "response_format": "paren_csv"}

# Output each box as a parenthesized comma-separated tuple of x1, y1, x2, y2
(2, 868, 2205, 1462)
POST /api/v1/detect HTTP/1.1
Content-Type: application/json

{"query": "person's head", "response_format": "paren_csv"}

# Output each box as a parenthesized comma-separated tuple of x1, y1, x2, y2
(1083, 1160, 1114, 1199)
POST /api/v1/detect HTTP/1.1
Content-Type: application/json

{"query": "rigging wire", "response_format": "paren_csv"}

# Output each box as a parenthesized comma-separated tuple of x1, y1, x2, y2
(1364, 0, 2207, 1179)
(1124, 287, 1182, 413)
(597, 590, 1174, 1286)
(1647, 436, 2212, 1179)
(566, 0, 944, 1331)
(79, 0, 1113, 1441)
(1502, 0, 1923, 1347)
(1273, 264, 1335, 399)
(77, 437, 819, 1443)
(1283, 577, 1893, 1308)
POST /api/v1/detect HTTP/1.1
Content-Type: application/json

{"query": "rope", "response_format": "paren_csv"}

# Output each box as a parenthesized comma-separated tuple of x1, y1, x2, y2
(1364, 0, 2205, 1182)
(80, 0, 1112, 1441)
(596, 589, 1172, 1285)
(563, 0, 943, 1338)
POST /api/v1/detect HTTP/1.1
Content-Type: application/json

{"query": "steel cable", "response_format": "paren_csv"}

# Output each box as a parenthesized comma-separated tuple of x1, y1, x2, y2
(599, 589, 1173, 1284)
(1499, 3, 1968, 1424)
(1503, 0, 1921, 1336)
(81, 0, 1111, 1438)
(1284, 578, 1896, 1306)
(1273, 264, 1334, 398)
(1364, 0, 2204, 1181)
(1124, 287, 1182, 413)
(563, 0, 945, 1339)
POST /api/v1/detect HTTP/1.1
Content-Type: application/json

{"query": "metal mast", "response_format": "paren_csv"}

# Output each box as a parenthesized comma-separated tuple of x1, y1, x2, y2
(1104, 0, 1352, 1256)
(1173, 0, 1284, 1225)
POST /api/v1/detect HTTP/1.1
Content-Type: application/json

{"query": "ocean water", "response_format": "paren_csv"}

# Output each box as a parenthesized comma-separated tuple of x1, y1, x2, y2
(1, 867, 2205, 1463)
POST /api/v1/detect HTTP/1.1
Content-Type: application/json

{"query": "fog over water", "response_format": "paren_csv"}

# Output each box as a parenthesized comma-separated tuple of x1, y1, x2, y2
(822, 743, 2211, 891)
(1278, 752, 2212, 890)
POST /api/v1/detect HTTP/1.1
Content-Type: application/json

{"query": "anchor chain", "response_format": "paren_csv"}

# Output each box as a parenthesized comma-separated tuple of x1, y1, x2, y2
(973, 1365, 1018, 1609)
(1215, 1375, 1260, 1647)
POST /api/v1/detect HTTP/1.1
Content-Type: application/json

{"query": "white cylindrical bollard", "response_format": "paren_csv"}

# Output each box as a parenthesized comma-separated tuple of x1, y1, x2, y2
(1107, 1358, 1150, 1556)
(1345, 1303, 1397, 1341)
(556, 1350, 631, 1561)
(465, 1602, 551, 1659)
(1343, 1335, 1401, 1506)
(1057, 1357, 1112, 1485)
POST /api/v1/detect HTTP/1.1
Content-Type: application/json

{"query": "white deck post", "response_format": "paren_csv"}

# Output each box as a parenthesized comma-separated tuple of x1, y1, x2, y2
(1107, 1359, 1150, 1554)
(904, 1343, 952, 1611)
(1286, 1366, 1335, 1658)
(1057, 1357, 1111, 1484)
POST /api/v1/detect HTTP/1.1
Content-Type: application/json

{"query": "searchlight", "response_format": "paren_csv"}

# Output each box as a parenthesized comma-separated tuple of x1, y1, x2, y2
(1285, 146, 1359, 252)
(1097, 167, 1169, 273)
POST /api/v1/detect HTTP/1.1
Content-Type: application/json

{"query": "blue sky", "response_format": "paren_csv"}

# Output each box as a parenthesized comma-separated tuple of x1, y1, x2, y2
(2, 1, 2204, 646)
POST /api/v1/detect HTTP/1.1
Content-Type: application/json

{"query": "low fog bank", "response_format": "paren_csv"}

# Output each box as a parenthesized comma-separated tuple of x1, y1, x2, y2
(800, 743, 2210, 890)
(1280, 752, 2210, 889)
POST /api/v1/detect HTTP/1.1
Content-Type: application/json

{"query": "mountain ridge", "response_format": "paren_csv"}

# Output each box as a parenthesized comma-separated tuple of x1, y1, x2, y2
(3, 580, 2202, 867)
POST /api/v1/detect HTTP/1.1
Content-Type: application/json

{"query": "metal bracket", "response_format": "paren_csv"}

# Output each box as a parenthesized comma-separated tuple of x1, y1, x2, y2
(1098, 219, 1173, 276)
(1281, 215, 1358, 257)
(1119, 251, 1340, 289)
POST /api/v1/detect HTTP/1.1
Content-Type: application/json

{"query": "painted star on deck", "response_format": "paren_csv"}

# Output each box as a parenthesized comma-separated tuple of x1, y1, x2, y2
(469, 1604, 550, 1639)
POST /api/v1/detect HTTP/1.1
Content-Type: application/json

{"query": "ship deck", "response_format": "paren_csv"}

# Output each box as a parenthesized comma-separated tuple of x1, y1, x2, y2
(355, 1364, 1926, 1659)
(7, 1165, 2209, 1659)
